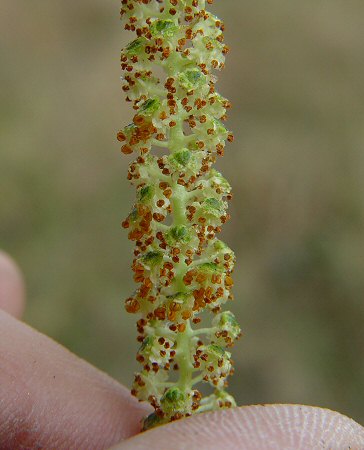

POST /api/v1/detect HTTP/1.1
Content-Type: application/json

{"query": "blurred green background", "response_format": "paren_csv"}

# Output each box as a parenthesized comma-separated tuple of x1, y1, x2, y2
(1, 0, 363, 424)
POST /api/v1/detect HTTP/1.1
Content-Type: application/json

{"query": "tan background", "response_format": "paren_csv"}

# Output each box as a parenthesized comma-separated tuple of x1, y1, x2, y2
(1, 0, 363, 424)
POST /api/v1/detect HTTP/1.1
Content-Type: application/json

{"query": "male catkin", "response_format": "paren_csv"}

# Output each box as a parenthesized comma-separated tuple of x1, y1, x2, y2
(119, 0, 241, 430)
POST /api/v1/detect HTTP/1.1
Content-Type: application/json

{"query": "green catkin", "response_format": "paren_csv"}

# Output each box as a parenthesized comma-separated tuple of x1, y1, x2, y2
(119, 0, 241, 430)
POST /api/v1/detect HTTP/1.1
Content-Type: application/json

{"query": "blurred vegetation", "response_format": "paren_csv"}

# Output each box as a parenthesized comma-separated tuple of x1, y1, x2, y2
(1, 0, 363, 424)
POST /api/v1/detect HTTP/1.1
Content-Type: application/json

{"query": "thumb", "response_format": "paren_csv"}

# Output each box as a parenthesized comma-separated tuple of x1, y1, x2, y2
(115, 404, 364, 450)
(0, 251, 25, 318)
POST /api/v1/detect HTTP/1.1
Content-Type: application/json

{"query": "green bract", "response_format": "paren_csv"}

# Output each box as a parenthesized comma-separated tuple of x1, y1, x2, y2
(142, 250, 163, 266)
(138, 185, 154, 203)
(178, 69, 205, 91)
(170, 149, 191, 167)
(139, 98, 160, 116)
(150, 19, 179, 37)
(197, 262, 223, 274)
(161, 388, 189, 413)
(125, 37, 147, 56)
(120, 0, 240, 430)
(166, 225, 191, 245)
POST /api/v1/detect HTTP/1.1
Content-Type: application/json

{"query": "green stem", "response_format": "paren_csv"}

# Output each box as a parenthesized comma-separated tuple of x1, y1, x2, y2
(151, 139, 169, 148)
(165, 112, 196, 394)
(170, 184, 187, 226)
(191, 327, 216, 337)
(145, 325, 176, 338)
(176, 320, 194, 391)
(169, 118, 185, 153)
(170, 183, 189, 292)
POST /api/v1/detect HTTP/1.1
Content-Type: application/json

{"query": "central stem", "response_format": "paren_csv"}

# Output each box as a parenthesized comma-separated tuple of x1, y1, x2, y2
(168, 118, 195, 393)
(170, 184, 187, 226)
(176, 320, 194, 391)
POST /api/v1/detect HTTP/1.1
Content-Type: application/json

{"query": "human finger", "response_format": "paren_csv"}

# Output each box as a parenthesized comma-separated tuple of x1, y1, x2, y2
(114, 404, 364, 450)
(0, 309, 151, 449)
(0, 251, 25, 318)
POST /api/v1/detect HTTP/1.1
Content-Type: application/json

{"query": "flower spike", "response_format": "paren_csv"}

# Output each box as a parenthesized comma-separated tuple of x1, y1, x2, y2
(119, 0, 241, 430)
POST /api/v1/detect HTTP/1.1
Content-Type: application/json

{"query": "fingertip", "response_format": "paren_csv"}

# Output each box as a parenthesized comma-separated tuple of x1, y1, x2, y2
(0, 251, 25, 318)
(115, 405, 364, 450)
(0, 310, 151, 448)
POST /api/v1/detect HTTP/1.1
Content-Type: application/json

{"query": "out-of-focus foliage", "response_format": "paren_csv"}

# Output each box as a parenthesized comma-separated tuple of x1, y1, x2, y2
(1, 0, 363, 424)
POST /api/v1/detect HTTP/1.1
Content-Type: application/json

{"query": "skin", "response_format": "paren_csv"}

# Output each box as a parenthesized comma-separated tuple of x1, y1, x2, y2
(0, 251, 363, 450)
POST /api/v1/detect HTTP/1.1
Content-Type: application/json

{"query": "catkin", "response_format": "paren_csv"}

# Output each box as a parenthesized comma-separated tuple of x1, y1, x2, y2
(119, 0, 241, 429)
